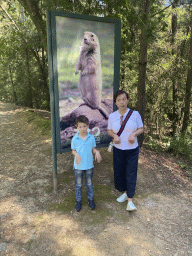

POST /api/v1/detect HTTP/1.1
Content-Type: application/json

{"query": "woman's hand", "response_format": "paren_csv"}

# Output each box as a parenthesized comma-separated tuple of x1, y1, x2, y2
(113, 134, 121, 144)
(75, 153, 82, 165)
(128, 133, 135, 144)
(128, 128, 144, 144)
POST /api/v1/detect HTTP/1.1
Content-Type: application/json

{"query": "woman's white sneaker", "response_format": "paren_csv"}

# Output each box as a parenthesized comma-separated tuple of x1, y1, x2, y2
(126, 201, 137, 211)
(116, 192, 128, 203)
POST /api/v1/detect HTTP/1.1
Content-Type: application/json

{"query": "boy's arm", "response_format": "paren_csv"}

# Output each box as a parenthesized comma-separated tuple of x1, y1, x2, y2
(72, 149, 81, 165)
(92, 148, 98, 154)
(72, 149, 78, 156)
(92, 147, 102, 163)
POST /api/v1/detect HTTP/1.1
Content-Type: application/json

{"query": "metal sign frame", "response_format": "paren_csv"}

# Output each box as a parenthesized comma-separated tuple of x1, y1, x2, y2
(46, 10, 121, 191)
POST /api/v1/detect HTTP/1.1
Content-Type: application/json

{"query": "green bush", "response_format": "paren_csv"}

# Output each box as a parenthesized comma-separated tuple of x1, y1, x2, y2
(144, 132, 192, 161)
(169, 133, 192, 160)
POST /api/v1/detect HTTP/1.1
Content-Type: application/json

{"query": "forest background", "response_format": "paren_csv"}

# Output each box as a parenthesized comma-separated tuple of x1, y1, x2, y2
(0, 0, 192, 163)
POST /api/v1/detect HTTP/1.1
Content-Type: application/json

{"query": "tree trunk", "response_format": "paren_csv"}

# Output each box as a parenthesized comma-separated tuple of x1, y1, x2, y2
(25, 48, 33, 108)
(137, 0, 150, 146)
(171, 0, 179, 136)
(17, 0, 47, 49)
(8, 65, 17, 103)
(181, 12, 192, 134)
(41, 46, 50, 110)
(120, 38, 126, 90)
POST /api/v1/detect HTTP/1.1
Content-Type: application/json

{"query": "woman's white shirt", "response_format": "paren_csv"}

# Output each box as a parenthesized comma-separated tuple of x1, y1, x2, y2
(108, 108, 143, 150)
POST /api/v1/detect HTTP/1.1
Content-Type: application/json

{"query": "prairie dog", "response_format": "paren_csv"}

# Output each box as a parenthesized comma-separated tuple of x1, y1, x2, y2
(75, 31, 107, 118)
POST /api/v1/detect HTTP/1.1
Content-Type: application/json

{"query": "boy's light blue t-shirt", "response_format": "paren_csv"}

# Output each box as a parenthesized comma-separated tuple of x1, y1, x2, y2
(71, 132, 96, 170)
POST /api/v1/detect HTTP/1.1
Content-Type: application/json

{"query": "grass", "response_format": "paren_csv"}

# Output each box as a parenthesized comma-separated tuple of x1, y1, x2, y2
(23, 110, 51, 136)
(46, 184, 116, 224)
(59, 172, 73, 184)
(25, 239, 34, 251)
(41, 148, 52, 154)
(46, 184, 115, 212)
(44, 185, 53, 193)
(46, 192, 76, 213)
(94, 184, 114, 201)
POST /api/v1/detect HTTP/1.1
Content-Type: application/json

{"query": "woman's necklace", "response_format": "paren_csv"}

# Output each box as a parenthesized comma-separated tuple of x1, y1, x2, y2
(120, 115, 124, 125)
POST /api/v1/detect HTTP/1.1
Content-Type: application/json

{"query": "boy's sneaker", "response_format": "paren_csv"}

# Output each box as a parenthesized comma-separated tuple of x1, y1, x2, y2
(126, 201, 137, 211)
(88, 199, 95, 210)
(116, 192, 128, 203)
(75, 201, 82, 212)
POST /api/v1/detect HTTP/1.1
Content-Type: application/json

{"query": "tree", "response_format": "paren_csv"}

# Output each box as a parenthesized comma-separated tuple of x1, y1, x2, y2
(0, 0, 191, 141)
(181, 10, 192, 134)
(17, 0, 47, 48)
(171, 0, 179, 136)
(136, 0, 150, 146)
(8, 65, 17, 103)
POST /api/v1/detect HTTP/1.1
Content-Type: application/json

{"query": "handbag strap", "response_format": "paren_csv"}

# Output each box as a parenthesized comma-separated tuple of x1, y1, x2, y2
(117, 109, 133, 137)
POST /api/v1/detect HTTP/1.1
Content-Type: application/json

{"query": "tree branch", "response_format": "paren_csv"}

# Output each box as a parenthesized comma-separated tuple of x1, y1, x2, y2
(0, 4, 21, 30)
(151, 4, 172, 18)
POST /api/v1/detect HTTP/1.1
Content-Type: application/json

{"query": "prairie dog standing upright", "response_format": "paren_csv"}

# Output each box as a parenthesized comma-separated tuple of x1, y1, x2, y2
(75, 31, 108, 118)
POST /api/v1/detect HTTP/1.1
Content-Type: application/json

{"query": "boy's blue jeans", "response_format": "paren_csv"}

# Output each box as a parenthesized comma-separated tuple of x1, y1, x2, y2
(74, 168, 94, 201)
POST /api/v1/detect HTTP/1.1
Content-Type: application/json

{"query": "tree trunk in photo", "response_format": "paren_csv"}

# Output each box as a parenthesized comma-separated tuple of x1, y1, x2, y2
(137, 0, 150, 146)
(171, 0, 179, 136)
(181, 12, 192, 134)
(8, 65, 17, 103)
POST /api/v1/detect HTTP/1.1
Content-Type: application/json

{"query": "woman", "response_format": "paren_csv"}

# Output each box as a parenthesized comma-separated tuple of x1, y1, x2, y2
(108, 90, 144, 211)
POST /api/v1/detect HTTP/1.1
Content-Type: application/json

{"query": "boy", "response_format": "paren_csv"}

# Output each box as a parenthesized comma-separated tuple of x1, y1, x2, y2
(71, 115, 102, 212)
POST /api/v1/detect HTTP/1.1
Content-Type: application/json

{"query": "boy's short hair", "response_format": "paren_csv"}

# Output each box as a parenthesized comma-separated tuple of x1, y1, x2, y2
(114, 90, 129, 103)
(75, 115, 89, 126)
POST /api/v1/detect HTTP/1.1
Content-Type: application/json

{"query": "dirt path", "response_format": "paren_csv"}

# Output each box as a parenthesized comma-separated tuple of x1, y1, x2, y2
(0, 101, 192, 256)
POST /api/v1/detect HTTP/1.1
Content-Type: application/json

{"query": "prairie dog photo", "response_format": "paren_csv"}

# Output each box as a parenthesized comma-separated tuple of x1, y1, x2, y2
(75, 31, 102, 110)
